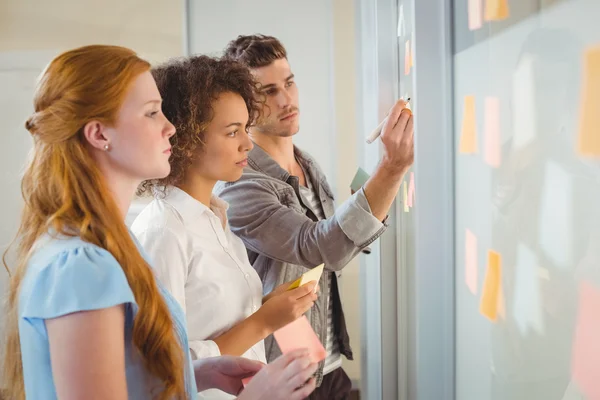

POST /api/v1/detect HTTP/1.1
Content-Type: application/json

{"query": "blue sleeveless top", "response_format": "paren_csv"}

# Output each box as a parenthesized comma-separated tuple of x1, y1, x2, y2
(18, 233, 198, 399)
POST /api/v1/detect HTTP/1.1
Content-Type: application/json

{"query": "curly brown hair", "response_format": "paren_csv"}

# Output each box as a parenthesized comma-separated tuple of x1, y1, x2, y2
(138, 55, 260, 196)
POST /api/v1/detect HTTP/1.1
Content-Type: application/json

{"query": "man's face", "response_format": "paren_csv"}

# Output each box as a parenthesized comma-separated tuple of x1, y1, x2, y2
(251, 58, 300, 137)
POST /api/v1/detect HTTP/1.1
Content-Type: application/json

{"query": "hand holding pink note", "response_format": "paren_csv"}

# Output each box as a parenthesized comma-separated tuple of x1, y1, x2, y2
(274, 316, 326, 364)
(241, 376, 253, 388)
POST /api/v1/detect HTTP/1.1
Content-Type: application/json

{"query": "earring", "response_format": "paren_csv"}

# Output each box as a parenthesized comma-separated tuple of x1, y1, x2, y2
(103, 144, 110, 151)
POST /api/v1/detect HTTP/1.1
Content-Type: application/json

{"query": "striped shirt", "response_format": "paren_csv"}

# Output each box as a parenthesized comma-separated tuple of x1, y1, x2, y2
(298, 178, 343, 375)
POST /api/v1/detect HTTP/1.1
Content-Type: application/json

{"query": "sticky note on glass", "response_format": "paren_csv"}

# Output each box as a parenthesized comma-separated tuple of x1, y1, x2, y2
(403, 181, 409, 212)
(577, 47, 600, 157)
(484, 0, 509, 21)
(480, 250, 501, 321)
(468, 0, 483, 30)
(513, 244, 544, 335)
(465, 229, 478, 295)
(497, 282, 506, 319)
(460, 95, 478, 153)
(407, 172, 416, 207)
(274, 316, 327, 364)
(404, 40, 411, 75)
(539, 161, 573, 269)
(484, 96, 501, 168)
(571, 281, 600, 400)
(350, 167, 370, 193)
(288, 264, 324, 293)
(512, 55, 537, 151)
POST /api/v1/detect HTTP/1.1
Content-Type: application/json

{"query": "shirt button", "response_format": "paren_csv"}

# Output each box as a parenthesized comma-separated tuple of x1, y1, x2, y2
(245, 273, 250, 279)
(252, 305, 257, 311)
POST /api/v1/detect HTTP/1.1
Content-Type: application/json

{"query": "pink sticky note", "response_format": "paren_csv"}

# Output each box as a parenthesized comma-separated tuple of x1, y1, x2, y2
(408, 172, 416, 207)
(241, 376, 253, 388)
(484, 96, 501, 168)
(404, 40, 411, 75)
(468, 0, 483, 30)
(273, 316, 326, 364)
(465, 229, 478, 295)
(571, 281, 600, 400)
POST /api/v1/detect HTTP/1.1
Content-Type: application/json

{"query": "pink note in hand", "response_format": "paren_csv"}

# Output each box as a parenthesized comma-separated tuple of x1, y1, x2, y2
(273, 316, 326, 364)
(571, 281, 600, 400)
(241, 376, 252, 387)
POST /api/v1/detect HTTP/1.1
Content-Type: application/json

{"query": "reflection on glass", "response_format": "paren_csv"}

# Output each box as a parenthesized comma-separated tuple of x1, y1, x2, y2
(454, 1, 600, 399)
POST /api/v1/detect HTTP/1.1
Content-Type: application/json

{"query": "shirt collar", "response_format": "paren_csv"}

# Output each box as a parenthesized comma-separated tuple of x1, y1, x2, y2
(163, 186, 229, 228)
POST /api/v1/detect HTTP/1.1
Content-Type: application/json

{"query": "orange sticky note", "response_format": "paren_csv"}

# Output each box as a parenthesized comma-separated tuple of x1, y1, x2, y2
(460, 95, 478, 153)
(577, 47, 600, 156)
(465, 229, 478, 295)
(407, 172, 415, 207)
(484, 0, 509, 21)
(273, 316, 326, 364)
(571, 281, 600, 400)
(404, 40, 411, 75)
(403, 181, 409, 212)
(480, 250, 502, 321)
(484, 96, 501, 168)
(468, 0, 483, 30)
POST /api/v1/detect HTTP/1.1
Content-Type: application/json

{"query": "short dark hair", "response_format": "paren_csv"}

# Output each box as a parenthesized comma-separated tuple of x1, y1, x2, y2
(138, 55, 260, 195)
(223, 34, 287, 68)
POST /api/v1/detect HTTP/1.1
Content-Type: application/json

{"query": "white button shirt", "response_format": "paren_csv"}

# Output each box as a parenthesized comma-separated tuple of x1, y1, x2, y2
(131, 187, 266, 399)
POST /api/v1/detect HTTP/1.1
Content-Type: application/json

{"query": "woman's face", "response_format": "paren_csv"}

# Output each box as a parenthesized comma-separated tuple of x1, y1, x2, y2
(194, 91, 254, 183)
(102, 71, 176, 181)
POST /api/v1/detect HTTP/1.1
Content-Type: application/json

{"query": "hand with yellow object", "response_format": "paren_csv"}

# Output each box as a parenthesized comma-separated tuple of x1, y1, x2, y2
(287, 264, 324, 292)
(255, 282, 318, 333)
(262, 264, 324, 304)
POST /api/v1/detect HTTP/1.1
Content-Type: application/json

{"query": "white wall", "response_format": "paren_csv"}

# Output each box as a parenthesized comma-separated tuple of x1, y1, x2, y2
(0, 0, 184, 300)
(187, 0, 337, 188)
(187, 0, 362, 383)
(331, 0, 362, 385)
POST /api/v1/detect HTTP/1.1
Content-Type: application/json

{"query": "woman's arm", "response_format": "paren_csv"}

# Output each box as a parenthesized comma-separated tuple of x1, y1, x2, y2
(46, 306, 128, 400)
(213, 282, 316, 357)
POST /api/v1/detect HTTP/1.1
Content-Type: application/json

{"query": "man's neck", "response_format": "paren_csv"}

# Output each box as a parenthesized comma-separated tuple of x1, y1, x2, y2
(250, 131, 297, 173)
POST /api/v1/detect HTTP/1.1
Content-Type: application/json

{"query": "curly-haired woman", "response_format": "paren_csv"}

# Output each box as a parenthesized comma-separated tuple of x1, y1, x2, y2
(131, 55, 318, 400)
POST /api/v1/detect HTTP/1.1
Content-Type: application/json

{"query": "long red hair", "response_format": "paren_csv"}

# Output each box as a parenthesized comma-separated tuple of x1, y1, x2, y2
(1, 45, 186, 400)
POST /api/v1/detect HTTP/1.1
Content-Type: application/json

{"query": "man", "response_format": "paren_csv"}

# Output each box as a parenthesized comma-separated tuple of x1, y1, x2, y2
(216, 34, 413, 399)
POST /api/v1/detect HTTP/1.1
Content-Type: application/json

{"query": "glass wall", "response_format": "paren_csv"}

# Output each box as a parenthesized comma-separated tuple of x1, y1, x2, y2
(453, 0, 600, 399)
